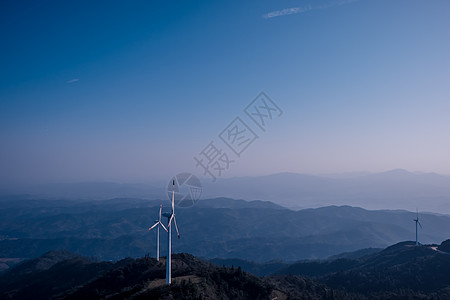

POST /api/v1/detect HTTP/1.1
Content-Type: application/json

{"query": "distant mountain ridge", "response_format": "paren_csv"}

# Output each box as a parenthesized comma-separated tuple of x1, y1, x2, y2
(202, 169, 450, 212)
(3, 169, 450, 213)
(1, 197, 450, 262)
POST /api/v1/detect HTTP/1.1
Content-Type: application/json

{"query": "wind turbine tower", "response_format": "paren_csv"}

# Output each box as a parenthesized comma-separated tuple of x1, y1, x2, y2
(148, 204, 167, 261)
(162, 179, 180, 284)
(413, 209, 422, 246)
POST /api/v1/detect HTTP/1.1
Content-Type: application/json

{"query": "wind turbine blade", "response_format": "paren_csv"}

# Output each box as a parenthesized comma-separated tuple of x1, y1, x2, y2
(173, 216, 180, 238)
(159, 204, 162, 221)
(168, 214, 174, 227)
(418, 221, 423, 229)
(172, 179, 175, 211)
(148, 222, 159, 231)
(160, 222, 168, 232)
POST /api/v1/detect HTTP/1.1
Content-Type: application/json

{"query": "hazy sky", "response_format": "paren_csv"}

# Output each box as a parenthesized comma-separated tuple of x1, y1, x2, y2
(1, 0, 449, 185)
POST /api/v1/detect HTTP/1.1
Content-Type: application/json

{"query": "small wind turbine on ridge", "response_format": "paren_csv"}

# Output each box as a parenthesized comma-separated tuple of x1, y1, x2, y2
(162, 179, 180, 285)
(148, 203, 167, 261)
(413, 208, 422, 246)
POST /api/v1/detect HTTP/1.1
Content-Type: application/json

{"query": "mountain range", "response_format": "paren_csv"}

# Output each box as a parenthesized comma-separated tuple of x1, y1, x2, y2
(1, 240, 450, 300)
(3, 169, 450, 213)
(202, 169, 450, 212)
(1, 197, 450, 263)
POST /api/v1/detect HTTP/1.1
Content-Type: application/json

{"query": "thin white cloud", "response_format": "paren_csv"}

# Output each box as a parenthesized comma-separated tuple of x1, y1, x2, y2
(66, 78, 80, 84)
(263, 6, 312, 19)
(263, 0, 359, 19)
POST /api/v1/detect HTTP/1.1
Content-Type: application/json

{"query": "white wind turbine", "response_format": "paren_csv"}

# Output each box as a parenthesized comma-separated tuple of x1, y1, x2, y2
(148, 204, 167, 261)
(162, 179, 180, 285)
(413, 208, 422, 246)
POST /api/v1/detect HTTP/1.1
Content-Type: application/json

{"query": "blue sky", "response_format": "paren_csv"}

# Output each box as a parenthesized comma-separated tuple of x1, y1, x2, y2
(1, 0, 449, 185)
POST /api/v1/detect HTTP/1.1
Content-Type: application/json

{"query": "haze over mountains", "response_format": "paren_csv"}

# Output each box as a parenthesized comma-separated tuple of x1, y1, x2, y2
(202, 169, 450, 212)
(1, 197, 450, 263)
(2, 171, 450, 298)
(3, 169, 450, 214)
(2, 169, 450, 264)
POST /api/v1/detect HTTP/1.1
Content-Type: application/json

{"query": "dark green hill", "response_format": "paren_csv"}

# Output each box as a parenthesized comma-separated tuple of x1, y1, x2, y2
(2, 242, 450, 300)
(438, 239, 450, 252)
(0, 251, 353, 300)
(209, 257, 288, 276)
(275, 240, 450, 298)
(0, 250, 123, 300)
(324, 242, 450, 296)
(327, 247, 382, 260)
(276, 258, 361, 277)
(65, 253, 274, 300)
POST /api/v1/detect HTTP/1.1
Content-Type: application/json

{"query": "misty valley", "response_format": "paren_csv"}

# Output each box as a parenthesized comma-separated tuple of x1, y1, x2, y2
(1, 195, 450, 299)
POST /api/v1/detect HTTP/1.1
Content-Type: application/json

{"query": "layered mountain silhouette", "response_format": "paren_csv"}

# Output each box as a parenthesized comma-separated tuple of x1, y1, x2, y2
(1, 197, 450, 262)
(273, 240, 450, 298)
(3, 170, 450, 213)
(202, 170, 450, 212)
(1, 240, 450, 300)
(0, 250, 337, 300)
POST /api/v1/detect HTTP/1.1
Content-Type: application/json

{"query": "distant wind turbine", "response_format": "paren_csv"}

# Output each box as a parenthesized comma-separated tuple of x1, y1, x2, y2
(162, 179, 180, 285)
(414, 209, 423, 246)
(148, 204, 167, 261)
